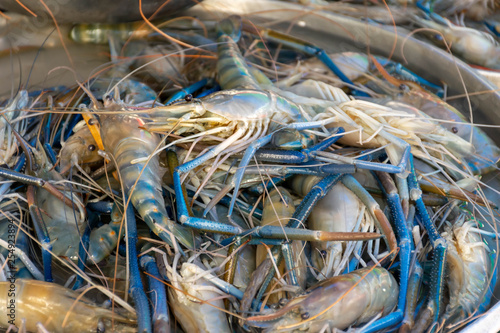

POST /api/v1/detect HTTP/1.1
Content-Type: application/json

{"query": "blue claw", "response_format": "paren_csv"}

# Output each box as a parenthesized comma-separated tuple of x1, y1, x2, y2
(166, 78, 210, 104)
(484, 20, 500, 38)
(416, 0, 449, 26)
(125, 199, 152, 333)
(197, 84, 221, 98)
(140, 255, 170, 333)
(407, 155, 447, 332)
(42, 113, 59, 170)
(72, 210, 98, 290)
(401, 260, 424, 332)
(362, 171, 413, 332)
(227, 127, 345, 218)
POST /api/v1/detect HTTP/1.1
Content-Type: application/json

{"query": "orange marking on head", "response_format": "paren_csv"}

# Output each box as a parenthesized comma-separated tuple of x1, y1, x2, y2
(82, 113, 105, 151)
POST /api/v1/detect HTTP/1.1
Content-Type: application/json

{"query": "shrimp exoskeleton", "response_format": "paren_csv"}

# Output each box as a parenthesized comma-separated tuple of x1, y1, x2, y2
(98, 110, 197, 250)
(167, 261, 231, 333)
(59, 121, 102, 173)
(441, 218, 493, 327)
(247, 267, 398, 332)
(0, 279, 136, 333)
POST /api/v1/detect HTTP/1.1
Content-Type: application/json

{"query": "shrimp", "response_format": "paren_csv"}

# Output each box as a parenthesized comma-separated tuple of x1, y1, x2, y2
(166, 260, 231, 333)
(246, 267, 398, 332)
(142, 16, 475, 223)
(413, 16, 500, 69)
(440, 218, 493, 328)
(0, 279, 136, 333)
(290, 174, 388, 279)
(425, 0, 498, 20)
(97, 103, 197, 250)
(391, 90, 500, 175)
(320, 3, 418, 25)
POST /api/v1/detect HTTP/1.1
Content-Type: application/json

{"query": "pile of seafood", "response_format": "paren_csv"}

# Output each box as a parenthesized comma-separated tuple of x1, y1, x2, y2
(0, 0, 499, 332)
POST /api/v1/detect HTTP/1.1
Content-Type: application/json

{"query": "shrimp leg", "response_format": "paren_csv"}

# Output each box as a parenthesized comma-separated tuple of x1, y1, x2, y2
(26, 186, 53, 282)
(341, 174, 398, 258)
(124, 197, 152, 333)
(226, 127, 345, 218)
(165, 78, 209, 104)
(140, 255, 169, 333)
(408, 154, 448, 333)
(255, 173, 344, 302)
(361, 171, 414, 332)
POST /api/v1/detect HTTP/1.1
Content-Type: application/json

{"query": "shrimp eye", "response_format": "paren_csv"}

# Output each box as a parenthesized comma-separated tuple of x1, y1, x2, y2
(301, 312, 310, 320)
(452, 127, 458, 133)
(185, 94, 193, 102)
(320, 250, 327, 256)
(105, 95, 113, 101)
(88, 119, 96, 125)
(399, 83, 408, 91)
(88, 144, 96, 151)
(279, 298, 288, 306)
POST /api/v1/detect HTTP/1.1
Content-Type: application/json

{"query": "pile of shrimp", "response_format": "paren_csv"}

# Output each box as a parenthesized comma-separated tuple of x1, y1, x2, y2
(0, 0, 499, 332)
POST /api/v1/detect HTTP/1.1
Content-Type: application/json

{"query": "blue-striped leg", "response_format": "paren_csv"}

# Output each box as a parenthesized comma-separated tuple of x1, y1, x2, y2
(125, 199, 152, 333)
(165, 78, 209, 104)
(42, 113, 58, 169)
(72, 210, 98, 290)
(26, 185, 53, 282)
(226, 126, 345, 219)
(360, 171, 413, 332)
(140, 254, 169, 333)
(408, 154, 447, 333)
(174, 126, 348, 237)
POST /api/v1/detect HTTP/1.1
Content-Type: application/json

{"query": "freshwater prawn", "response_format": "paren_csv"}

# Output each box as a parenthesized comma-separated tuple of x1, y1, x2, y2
(0, 279, 136, 333)
(440, 216, 494, 329)
(96, 97, 198, 250)
(138, 15, 476, 249)
(247, 266, 398, 332)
